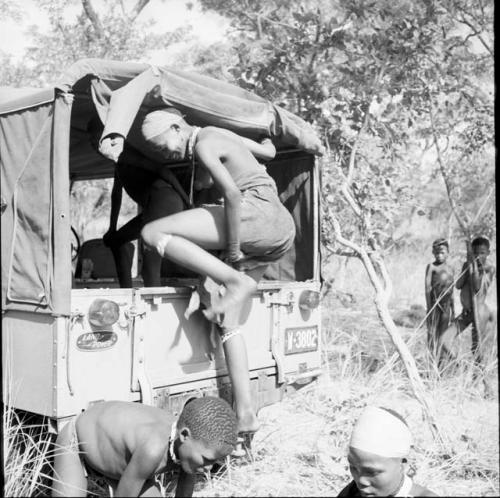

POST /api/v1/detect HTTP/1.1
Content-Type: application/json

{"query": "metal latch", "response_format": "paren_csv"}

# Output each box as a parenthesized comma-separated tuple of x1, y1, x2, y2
(263, 291, 295, 309)
(125, 304, 146, 319)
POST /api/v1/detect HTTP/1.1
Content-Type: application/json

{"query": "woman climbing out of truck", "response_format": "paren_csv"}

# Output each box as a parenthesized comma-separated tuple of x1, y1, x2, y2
(131, 107, 295, 443)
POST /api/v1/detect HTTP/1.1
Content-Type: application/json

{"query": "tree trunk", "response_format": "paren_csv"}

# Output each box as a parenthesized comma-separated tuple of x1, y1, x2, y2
(331, 217, 451, 452)
(373, 291, 450, 451)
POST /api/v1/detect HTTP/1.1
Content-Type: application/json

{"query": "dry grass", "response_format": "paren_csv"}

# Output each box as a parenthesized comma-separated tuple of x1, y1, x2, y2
(3, 406, 55, 497)
(189, 304, 498, 497)
(188, 255, 498, 497)
(4, 250, 498, 497)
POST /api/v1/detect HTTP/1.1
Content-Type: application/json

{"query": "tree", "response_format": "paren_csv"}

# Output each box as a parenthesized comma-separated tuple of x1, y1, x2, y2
(198, 0, 493, 449)
(0, 0, 187, 87)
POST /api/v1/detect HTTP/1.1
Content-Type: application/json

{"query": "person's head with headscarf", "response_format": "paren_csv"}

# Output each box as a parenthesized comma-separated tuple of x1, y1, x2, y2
(141, 108, 192, 161)
(346, 406, 412, 496)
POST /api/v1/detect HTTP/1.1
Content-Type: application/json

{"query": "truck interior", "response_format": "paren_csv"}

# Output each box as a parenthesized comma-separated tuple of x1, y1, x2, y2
(69, 111, 318, 290)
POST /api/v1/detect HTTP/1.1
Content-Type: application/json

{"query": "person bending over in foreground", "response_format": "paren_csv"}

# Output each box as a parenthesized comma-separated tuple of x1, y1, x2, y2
(138, 109, 295, 438)
(338, 406, 438, 497)
(51, 396, 237, 497)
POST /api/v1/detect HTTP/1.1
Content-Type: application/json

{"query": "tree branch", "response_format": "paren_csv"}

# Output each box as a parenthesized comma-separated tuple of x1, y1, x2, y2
(130, 0, 151, 21)
(81, 0, 105, 39)
(331, 217, 384, 295)
(427, 95, 470, 236)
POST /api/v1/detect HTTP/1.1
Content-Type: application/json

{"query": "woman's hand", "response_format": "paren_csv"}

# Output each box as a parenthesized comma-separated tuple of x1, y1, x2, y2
(222, 248, 245, 269)
(99, 134, 125, 162)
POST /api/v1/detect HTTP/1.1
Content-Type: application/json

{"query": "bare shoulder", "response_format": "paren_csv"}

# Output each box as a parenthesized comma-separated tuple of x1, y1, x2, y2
(198, 126, 233, 142)
(134, 422, 170, 457)
(80, 401, 173, 434)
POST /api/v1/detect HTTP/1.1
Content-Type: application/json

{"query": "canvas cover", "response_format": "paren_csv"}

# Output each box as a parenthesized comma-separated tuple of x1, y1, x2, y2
(1, 89, 72, 314)
(62, 58, 324, 158)
(1, 58, 321, 315)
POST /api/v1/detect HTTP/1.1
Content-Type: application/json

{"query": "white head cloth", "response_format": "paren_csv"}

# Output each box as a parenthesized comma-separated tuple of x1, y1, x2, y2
(141, 108, 184, 142)
(350, 406, 412, 458)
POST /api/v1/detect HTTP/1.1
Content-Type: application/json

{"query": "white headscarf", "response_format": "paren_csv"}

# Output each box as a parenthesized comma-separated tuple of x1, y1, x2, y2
(141, 108, 184, 142)
(350, 406, 412, 458)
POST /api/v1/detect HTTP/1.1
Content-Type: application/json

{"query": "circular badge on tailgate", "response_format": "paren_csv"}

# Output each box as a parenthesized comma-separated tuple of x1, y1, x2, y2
(76, 331, 118, 351)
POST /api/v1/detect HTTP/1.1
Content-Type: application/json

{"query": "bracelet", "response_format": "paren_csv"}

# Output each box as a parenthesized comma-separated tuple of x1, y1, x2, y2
(220, 328, 241, 344)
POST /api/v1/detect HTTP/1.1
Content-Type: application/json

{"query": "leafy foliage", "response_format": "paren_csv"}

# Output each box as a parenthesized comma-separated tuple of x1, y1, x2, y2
(198, 0, 494, 251)
(1, 0, 187, 87)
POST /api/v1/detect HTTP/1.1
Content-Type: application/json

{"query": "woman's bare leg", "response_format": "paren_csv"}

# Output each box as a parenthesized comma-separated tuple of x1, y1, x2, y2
(141, 207, 257, 316)
(218, 266, 268, 433)
(222, 334, 258, 433)
(142, 210, 268, 433)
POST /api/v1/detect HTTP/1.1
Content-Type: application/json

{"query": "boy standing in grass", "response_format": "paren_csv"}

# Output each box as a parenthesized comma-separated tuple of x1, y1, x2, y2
(338, 406, 438, 497)
(51, 396, 237, 497)
(424, 238, 455, 364)
(455, 236, 496, 368)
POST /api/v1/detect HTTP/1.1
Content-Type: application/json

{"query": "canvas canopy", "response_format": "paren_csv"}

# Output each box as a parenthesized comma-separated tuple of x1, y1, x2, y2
(1, 58, 322, 315)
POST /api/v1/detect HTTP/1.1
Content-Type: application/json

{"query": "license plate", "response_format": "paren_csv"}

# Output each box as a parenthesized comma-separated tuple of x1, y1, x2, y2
(285, 326, 319, 355)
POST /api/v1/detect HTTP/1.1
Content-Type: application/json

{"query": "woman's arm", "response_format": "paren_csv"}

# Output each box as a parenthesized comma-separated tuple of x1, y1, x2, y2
(456, 262, 468, 289)
(238, 136, 276, 161)
(103, 171, 123, 247)
(108, 171, 123, 232)
(115, 443, 163, 497)
(213, 128, 276, 161)
(175, 469, 196, 498)
(195, 141, 243, 262)
(99, 68, 161, 162)
(424, 264, 432, 311)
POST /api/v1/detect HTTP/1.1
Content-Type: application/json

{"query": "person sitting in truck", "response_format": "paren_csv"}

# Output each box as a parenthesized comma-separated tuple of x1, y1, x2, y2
(338, 406, 438, 497)
(132, 108, 294, 442)
(51, 396, 237, 497)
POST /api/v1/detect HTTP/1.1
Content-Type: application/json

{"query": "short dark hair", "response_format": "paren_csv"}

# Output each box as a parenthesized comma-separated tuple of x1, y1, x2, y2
(379, 407, 409, 427)
(432, 238, 449, 251)
(472, 236, 490, 250)
(177, 396, 238, 450)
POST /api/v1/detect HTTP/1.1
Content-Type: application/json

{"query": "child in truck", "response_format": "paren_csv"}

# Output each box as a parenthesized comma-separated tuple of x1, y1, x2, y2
(51, 396, 237, 497)
(338, 406, 438, 497)
(133, 109, 295, 443)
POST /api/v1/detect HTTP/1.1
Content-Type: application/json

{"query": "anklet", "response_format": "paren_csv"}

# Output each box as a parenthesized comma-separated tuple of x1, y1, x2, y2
(221, 328, 241, 344)
(155, 234, 172, 257)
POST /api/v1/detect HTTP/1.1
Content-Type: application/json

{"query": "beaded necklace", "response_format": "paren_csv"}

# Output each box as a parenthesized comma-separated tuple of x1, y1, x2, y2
(186, 126, 201, 207)
(169, 420, 180, 465)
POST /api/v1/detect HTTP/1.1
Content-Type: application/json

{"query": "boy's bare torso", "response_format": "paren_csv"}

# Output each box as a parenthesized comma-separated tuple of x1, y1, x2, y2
(428, 262, 454, 300)
(76, 401, 174, 480)
(459, 262, 495, 310)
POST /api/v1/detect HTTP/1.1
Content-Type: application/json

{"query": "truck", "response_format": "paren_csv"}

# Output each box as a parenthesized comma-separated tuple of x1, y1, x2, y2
(1, 59, 323, 432)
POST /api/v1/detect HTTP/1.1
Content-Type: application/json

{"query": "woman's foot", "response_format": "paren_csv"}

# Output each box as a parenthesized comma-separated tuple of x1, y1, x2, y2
(236, 411, 260, 434)
(203, 274, 257, 322)
(231, 413, 260, 458)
